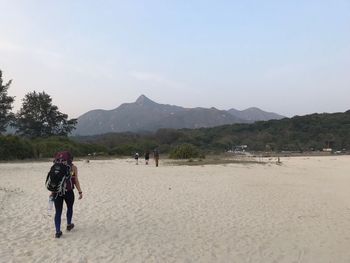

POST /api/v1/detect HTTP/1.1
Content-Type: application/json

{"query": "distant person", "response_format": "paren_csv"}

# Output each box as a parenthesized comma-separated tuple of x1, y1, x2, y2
(46, 151, 83, 238)
(145, 150, 150, 165)
(153, 148, 159, 167)
(134, 152, 139, 165)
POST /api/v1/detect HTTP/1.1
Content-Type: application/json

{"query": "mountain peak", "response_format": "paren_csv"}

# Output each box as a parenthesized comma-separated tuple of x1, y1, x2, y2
(135, 95, 155, 105)
(244, 107, 262, 112)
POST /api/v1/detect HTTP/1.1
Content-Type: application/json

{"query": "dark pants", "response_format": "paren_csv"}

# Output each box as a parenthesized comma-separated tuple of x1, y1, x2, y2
(54, 190, 75, 233)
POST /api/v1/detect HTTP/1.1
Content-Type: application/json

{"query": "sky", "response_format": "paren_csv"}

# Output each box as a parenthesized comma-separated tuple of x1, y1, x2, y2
(0, 0, 349, 118)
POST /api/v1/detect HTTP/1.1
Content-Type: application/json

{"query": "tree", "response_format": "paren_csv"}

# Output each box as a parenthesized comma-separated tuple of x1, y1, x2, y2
(15, 91, 77, 137)
(169, 143, 200, 159)
(0, 70, 15, 133)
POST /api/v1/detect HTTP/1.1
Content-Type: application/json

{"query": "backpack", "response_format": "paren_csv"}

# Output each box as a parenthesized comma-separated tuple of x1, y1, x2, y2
(45, 151, 73, 195)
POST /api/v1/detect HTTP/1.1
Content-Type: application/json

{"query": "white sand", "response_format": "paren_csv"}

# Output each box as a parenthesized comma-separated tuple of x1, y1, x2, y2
(1, 156, 350, 263)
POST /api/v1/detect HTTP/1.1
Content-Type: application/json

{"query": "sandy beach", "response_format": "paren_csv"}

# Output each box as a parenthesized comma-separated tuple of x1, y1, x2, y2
(1, 156, 350, 262)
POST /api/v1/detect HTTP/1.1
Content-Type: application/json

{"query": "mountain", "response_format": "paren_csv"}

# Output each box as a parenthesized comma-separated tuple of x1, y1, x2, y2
(228, 107, 285, 122)
(73, 95, 284, 136)
(148, 107, 244, 130)
(74, 95, 184, 135)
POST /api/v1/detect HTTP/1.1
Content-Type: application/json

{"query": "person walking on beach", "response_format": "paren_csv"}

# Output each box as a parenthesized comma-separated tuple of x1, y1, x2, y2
(47, 151, 83, 238)
(153, 148, 159, 167)
(144, 150, 150, 165)
(134, 152, 139, 165)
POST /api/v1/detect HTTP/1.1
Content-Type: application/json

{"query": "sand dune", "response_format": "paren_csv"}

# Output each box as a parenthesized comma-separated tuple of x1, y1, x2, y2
(1, 156, 350, 262)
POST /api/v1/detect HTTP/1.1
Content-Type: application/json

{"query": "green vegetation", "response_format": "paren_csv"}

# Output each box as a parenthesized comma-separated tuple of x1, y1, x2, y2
(0, 135, 33, 160)
(74, 111, 350, 157)
(0, 135, 106, 160)
(15, 91, 77, 137)
(0, 70, 15, 133)
(0, 70, 83, 160)
(0, 70, 76, 138)
(1, 107, 349, 161)
(169, 144, 201, 159)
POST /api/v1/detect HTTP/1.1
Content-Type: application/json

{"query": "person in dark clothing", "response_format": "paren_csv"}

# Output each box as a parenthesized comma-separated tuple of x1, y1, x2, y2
(134, 152, 139, 165)
(153, 148, 159, 167)
(54, 190, 75, 236)
(52, 154, 83, 238)
(145, 150, 150, 165)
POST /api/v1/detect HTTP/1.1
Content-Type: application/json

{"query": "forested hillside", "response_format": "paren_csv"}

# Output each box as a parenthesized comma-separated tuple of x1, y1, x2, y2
(74, 110, 350, 155)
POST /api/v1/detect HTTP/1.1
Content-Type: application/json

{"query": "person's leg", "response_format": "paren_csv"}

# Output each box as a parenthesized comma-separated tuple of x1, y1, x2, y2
(54, 195, 64, 233)
(64, 191, 75, 226)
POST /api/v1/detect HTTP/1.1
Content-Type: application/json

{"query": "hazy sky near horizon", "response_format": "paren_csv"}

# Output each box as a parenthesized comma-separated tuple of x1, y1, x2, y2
(0, 0, 349, 118)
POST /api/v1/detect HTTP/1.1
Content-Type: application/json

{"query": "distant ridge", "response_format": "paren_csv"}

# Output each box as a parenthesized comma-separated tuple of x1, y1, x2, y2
(228, 107, 284, 122)
(73, 95, 285, 136)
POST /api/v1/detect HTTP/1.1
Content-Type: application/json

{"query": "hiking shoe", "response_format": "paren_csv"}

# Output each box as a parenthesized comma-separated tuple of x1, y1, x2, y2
(55, 231, 62, 238)
(66, 224, 75, 231)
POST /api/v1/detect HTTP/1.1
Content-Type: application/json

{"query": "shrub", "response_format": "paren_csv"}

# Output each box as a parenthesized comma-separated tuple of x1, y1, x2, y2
(0, 135, 33, 160)
(0, 135, 107, 160)
(169, 144, 202, 159)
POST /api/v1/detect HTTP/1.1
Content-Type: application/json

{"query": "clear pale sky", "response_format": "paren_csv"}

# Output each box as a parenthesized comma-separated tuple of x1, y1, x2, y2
(0, 0, 349, 118)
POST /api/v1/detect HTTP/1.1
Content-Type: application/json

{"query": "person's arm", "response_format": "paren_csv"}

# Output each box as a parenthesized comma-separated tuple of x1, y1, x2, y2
(73, 165, 83, 199)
